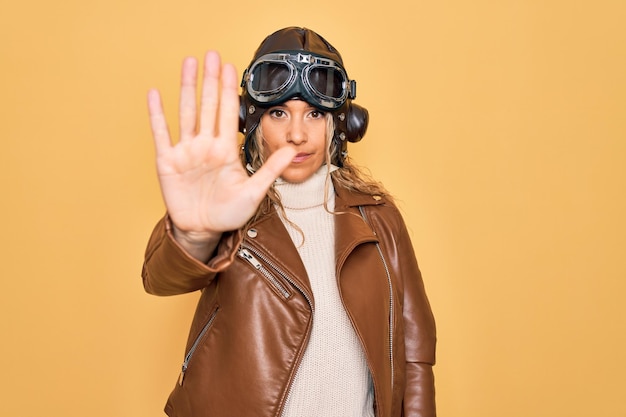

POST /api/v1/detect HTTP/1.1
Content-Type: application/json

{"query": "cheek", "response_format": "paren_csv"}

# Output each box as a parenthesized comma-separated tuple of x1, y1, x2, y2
(259, 120, 281, 149)
(263, 134, 281, 156)
(312, 125, 328, 150)
(260, 139, 274, 161)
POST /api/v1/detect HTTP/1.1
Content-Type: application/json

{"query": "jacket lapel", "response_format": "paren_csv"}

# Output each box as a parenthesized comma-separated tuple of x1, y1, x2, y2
(245, 210, 313, 298)
(333, 181, 387, 275)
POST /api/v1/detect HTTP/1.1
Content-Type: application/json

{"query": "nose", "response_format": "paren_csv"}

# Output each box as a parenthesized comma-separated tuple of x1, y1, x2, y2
(286, 118, 307, 145)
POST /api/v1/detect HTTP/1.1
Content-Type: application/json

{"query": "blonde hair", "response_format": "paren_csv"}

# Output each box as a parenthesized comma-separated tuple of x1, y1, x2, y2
(241, 113, 391, 225)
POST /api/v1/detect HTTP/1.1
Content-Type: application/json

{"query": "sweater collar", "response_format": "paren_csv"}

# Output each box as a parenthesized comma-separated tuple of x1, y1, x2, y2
(275, 165, 337, 210)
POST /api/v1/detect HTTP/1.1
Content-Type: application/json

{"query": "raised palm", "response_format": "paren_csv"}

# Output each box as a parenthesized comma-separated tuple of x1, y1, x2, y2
(147, 51, 295, 244)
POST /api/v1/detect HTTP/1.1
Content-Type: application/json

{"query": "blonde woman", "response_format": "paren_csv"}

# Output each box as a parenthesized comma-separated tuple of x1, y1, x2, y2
(143, 27, 436, 417)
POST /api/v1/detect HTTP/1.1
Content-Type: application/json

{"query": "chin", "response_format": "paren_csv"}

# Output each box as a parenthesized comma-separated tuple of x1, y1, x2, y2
(280, 169, 316, 184)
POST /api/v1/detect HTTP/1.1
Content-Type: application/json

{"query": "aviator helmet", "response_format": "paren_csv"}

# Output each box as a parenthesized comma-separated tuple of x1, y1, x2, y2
(240, 27, 368, 167)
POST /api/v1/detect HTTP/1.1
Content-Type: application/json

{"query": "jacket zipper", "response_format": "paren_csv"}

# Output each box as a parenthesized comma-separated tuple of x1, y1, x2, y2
(238, 247, 292, 299)
(179, 305, 219, 386)
(238, 244, 314, 416)
(359, 206, 395, 392)
(238, 244, 313, 309)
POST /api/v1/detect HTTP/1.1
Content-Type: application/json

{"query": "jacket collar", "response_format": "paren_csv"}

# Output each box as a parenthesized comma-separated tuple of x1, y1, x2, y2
(241, 180, 387, 298)
(332, 179, 385, 275)
(333, 179, 389, 210)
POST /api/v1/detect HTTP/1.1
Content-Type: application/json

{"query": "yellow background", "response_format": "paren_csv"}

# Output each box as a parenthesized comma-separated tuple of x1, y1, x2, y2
(2, 0, 625, 415)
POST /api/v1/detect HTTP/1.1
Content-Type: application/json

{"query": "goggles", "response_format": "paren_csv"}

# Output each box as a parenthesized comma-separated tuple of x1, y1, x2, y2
(242, 52, 356, 111)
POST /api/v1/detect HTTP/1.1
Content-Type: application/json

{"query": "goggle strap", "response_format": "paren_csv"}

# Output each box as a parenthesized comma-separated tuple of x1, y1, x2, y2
(349, 80, 357, 99)
(240, 68, 248, 88)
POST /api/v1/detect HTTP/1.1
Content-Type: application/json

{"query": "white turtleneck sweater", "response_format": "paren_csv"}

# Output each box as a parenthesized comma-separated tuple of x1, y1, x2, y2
(274, 166, 375, 417)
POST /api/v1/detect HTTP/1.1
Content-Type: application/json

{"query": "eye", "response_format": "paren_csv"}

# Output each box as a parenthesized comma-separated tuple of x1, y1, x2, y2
(309, 110, 326, 119)
(268, 108, 286, 118)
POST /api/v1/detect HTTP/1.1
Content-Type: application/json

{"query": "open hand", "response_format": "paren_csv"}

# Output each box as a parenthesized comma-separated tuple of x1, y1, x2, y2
(147, 51, 296, 252)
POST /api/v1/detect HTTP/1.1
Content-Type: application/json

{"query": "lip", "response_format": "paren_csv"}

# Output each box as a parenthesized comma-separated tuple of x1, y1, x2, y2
(292, 152, 312, 163)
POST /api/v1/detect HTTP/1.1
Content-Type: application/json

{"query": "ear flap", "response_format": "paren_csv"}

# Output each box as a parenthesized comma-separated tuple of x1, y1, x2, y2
(240, 94, 266, 165)
(331, 102, 368, 167)
(345, 103, 368, 143)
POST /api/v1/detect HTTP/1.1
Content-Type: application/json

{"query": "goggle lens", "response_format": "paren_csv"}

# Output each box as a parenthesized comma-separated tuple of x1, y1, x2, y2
(306, 66, 346, 100)
(249, 62, 294, 95)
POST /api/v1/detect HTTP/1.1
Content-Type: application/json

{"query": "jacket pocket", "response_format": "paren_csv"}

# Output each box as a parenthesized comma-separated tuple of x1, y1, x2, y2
(179, 305, 219, 386)
(238, 247, 292, 299)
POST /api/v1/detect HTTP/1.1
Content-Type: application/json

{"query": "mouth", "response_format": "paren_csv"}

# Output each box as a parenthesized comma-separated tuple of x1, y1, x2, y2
(292, 152, 312, 163)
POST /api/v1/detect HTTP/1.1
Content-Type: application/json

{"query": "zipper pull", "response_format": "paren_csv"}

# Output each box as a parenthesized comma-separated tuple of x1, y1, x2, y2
(179, 364, 187, 386)
(238, 248, 262, 269)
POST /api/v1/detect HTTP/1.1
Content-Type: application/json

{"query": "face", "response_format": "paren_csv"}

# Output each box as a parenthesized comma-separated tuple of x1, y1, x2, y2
(260, 99, 328, 183)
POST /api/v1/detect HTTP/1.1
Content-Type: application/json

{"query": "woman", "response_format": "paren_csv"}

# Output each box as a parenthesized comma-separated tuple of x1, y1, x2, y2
(143, 27, 436, 417)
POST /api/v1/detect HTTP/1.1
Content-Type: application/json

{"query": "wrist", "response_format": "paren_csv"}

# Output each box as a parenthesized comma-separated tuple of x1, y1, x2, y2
(171, 224, 221, 246)
(167, 221, 222, 264)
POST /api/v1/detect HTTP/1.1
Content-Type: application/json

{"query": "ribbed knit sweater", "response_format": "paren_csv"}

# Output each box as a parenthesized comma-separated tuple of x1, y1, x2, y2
(275, 167, 375, 417)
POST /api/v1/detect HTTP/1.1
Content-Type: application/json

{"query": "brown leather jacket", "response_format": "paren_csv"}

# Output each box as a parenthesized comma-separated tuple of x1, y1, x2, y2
(142, 183, 436, 417)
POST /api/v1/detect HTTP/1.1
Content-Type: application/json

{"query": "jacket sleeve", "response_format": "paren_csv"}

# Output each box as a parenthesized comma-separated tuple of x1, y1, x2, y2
(141, 215, 242, 296)
(373, 205, 437, 416)
(395, 212, 436, 417)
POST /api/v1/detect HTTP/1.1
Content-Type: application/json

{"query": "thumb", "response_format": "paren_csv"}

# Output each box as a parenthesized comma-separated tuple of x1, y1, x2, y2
(246, 147, 298, 195)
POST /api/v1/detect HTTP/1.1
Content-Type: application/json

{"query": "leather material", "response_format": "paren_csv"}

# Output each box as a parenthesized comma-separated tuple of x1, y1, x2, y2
(142, 182, 436, 417)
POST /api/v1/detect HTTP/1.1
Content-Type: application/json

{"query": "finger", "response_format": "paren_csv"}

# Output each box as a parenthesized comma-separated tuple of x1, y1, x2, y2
(247, 146, 298, 196)
(179, 57, 198, 141)
(147, 89, 172, 157)
(217, 63, 241, 140)
(199, 51, 221, 137)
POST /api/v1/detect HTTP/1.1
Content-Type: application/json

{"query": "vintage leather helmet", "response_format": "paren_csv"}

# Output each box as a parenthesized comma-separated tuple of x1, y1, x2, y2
(239, 27, 368, 166)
